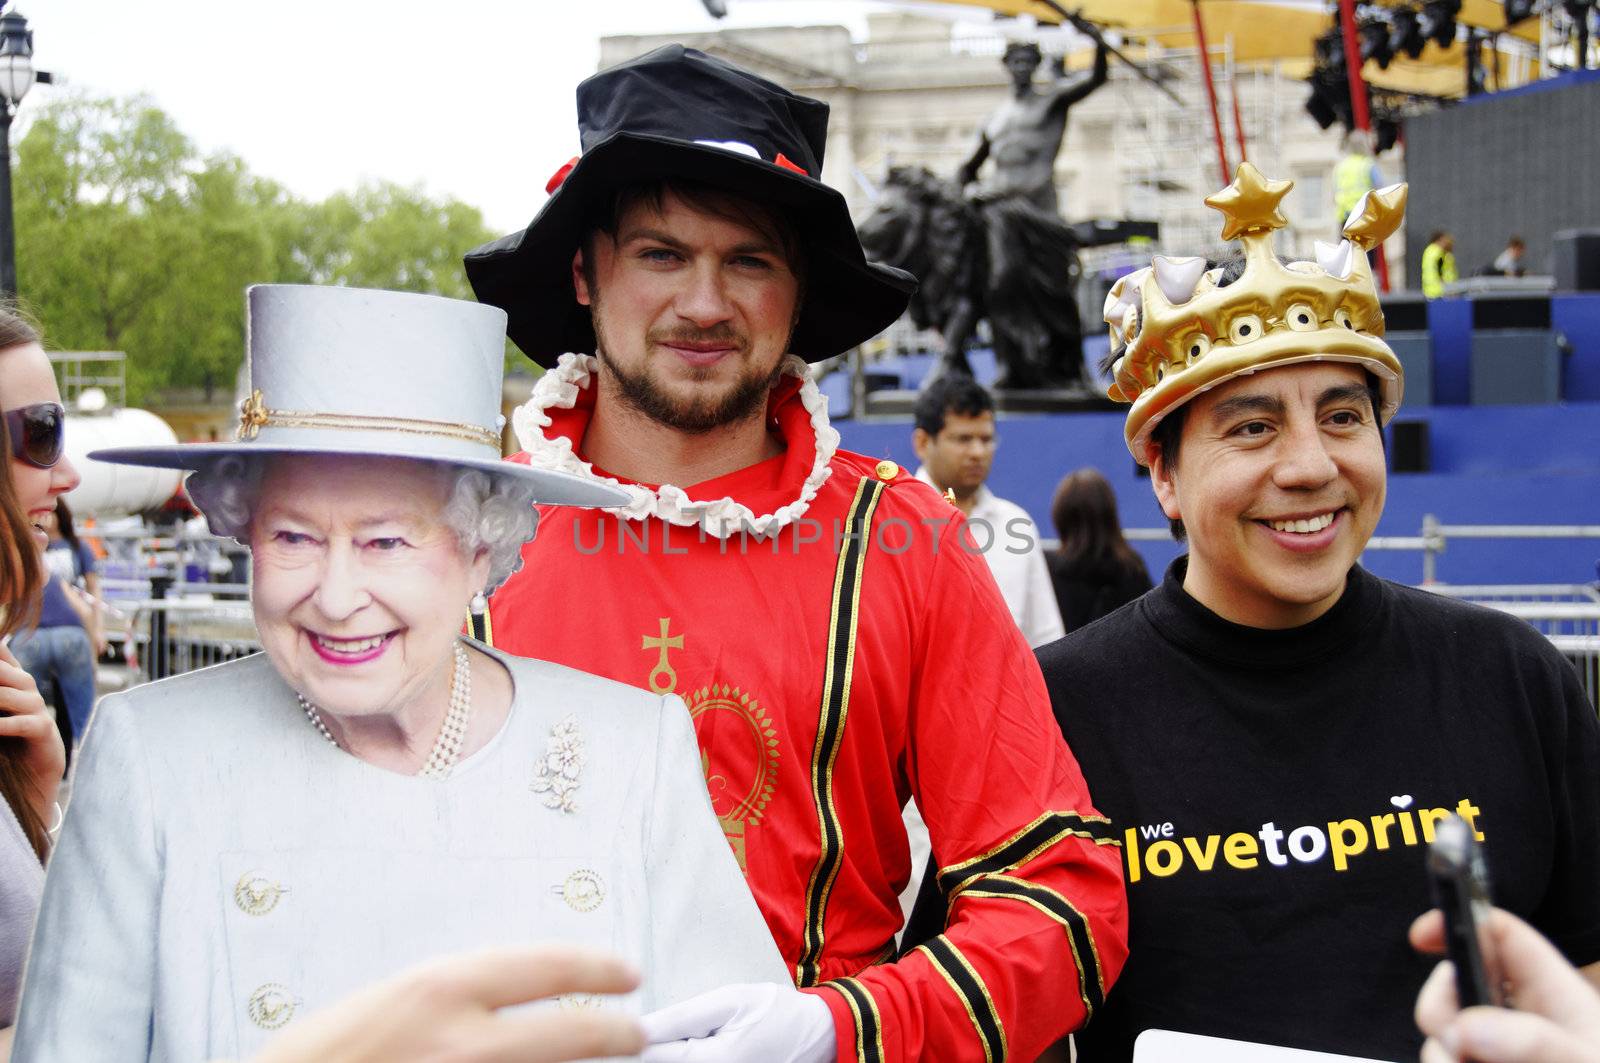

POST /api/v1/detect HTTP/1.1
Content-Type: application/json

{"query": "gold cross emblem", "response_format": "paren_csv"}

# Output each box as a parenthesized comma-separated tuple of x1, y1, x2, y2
(642, 618, 683, 694)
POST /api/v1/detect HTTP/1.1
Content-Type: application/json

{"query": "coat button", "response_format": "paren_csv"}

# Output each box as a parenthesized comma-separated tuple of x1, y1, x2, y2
(874, 460, 899, 481)
(247, 983, 296, 1029)
(557, 869, 606, 912)
(234, 872, 288, 916)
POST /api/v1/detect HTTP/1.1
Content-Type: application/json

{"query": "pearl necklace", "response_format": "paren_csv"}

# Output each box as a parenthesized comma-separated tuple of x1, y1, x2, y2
(298, 641, 472, 779)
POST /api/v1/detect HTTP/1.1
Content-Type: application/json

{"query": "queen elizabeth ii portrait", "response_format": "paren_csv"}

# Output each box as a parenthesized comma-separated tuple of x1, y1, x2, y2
(11, 285, 788, 1062)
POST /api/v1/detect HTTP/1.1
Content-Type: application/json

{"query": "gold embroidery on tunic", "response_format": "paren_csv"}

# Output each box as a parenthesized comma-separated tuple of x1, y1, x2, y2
(685, 683, 780, 872)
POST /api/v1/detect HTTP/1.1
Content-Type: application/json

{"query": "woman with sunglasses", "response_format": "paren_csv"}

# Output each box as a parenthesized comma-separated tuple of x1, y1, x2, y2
(0, 310, 74, 1060)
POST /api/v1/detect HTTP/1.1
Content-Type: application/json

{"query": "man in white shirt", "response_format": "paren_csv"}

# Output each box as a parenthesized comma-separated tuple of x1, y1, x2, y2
(912, 376, 1064, 648)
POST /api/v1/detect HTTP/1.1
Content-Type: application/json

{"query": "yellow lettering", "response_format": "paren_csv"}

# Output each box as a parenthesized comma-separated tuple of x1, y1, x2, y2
(1371, 813, 1396, 850)
(1456, 799, 1486, 840)
(1420, 807, 1452, 843)
(1125, 827, 1141, 884)
(1328, 819, 1370, 872)
(1223, 832, 1259, 869)
(1146, 840, 1183, 877)
(1398, 810, 1418, 846)
(1182, 835, 1221, 872)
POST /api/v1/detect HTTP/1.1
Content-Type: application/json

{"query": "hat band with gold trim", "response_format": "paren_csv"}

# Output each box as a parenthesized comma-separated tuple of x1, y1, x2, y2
(235, 389, 500, 450)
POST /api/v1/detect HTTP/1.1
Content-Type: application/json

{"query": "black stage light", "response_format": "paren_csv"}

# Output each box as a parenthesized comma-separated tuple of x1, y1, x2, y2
(1361, 19, 1396, 67)
(1389, 8, 1428, 59)
(1374, 115, 1401, 152)
(1504, 0, 1539, 24)
(1419, 0, 1462, 47)
(1306, 82, 1339, 128)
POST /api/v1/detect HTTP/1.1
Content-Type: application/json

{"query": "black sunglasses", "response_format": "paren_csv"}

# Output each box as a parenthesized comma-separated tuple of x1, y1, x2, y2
(3, 402, 66, 469)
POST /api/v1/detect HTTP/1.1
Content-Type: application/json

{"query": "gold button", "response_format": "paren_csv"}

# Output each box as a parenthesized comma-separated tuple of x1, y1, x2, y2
(247, 983, 295, 1029)
(874, 460, 899, 481)
(559, 869, 605, 912)
(234, 872, 287, 916)
(943, 488, 957, 504)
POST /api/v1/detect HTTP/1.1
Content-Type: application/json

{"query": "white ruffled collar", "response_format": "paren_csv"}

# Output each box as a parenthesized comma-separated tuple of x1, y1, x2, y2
(511, 353, 839, 540)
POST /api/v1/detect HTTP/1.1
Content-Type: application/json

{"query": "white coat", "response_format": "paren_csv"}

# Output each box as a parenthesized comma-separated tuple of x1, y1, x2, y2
(12, 643, 788, 1062)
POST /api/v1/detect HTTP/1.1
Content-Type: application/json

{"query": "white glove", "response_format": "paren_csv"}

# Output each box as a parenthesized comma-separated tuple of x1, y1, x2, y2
(641, 982, 836, 1063)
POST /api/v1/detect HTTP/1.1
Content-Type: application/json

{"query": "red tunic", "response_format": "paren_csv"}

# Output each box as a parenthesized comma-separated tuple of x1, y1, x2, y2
(489, 357, 1128, 1062)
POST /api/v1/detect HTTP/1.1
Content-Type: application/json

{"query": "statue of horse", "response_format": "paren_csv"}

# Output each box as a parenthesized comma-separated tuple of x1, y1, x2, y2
(856, 164, 1088, 391)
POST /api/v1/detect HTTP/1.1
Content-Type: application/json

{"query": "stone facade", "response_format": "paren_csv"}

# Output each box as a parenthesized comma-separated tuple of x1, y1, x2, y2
(599, 14, 1397, 267)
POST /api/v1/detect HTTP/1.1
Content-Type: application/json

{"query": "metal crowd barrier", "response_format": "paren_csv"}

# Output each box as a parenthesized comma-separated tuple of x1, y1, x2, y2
(126, 598, 260, 684)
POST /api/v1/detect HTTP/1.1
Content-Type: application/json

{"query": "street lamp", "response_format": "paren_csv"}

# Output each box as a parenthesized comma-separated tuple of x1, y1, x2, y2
(0, 8, 40, 299)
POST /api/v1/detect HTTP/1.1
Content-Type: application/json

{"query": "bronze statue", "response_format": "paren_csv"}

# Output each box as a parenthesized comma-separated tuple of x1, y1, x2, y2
(859, 40, 1108, 391)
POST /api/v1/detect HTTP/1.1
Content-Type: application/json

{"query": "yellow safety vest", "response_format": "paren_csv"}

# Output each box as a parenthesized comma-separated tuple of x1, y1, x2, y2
(1421, 243, 1458, 298)
(1334, 153, 1375, 219)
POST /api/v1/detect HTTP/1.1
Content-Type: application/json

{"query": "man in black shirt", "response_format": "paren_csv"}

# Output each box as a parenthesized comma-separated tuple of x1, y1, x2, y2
(1040, 165, 1600, 1062)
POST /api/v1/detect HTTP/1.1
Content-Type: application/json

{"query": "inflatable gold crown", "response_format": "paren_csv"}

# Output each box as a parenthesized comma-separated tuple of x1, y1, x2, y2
(1105, 162, 1408, 464)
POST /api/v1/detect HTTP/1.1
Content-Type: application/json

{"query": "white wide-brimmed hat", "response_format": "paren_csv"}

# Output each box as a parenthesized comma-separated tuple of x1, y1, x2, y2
(91, 284, 627, 509)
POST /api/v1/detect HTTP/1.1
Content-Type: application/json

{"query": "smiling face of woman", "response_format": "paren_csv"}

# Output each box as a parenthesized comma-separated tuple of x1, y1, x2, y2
(0, 342, 80, 548)
(248, 454, 489, 725)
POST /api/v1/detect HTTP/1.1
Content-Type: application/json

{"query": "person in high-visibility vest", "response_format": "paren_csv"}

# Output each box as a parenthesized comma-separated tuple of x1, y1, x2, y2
(1421, 230, 1459, 298)
(1332, 130, 1381, 231)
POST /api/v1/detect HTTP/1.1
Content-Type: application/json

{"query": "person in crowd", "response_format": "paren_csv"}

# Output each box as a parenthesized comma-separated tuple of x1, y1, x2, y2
(1332, 130, 1381, 239)
(466, 45, 1127, 1063)
(1490, 234, 1528, 278)
(1046, 468, 1151, 632)
(0, 310, 73, 1061)
(912, 376, 1063, 648)
(1422, 229, 1459, 297)
(41, 500, 101, 641)
(11, 500, 101, 745)
(1039, 166, 1600, 1061)
(12, 285, 788, 1062)
(1412, 907, 1600, 1063)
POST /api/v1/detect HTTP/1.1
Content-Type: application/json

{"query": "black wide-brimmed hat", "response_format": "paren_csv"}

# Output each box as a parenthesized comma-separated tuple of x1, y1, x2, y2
(464, 44, 916, 366)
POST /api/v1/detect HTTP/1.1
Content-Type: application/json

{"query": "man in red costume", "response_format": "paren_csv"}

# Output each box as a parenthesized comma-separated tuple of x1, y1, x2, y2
(465, 45, 1126, 1063)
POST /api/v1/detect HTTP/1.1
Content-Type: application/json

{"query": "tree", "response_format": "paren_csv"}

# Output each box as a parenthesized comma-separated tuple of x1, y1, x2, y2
(13, 93, 502, 404)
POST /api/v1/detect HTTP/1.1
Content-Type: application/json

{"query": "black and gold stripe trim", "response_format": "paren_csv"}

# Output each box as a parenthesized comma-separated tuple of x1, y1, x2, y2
(915, 937, 1005, 1062)
(937, 810, 1119, 898)
(960, 874, 1105, 1018)
(796, 477, 886, 987)
(828, 976, 885, 1063)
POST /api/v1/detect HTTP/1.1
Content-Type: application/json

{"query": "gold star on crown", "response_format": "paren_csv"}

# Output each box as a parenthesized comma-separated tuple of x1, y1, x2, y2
(1203, 163, 1293, 241)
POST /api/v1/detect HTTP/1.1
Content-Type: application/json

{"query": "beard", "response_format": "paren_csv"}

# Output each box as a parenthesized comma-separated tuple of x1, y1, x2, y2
(594, 319, 786, 435)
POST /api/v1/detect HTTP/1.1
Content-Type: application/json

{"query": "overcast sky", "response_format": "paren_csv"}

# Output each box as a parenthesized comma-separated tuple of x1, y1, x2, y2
(21, 0, 1002, 232)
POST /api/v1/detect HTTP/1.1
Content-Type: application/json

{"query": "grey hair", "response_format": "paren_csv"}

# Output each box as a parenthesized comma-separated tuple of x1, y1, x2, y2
(440, 468, 541, 593)
(185, 456, 541, 594)
(185, 455, 265, 540)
